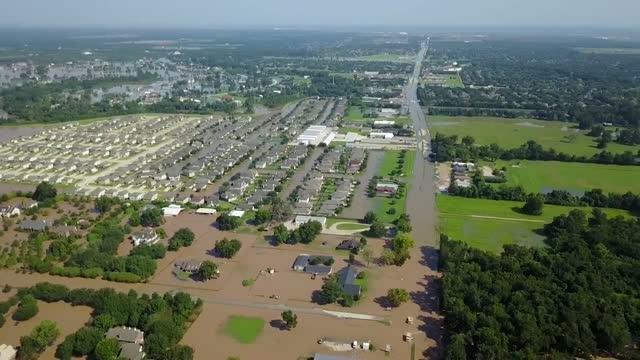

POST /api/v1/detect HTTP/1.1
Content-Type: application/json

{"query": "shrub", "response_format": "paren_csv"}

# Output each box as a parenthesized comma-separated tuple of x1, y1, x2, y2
(13, 295, 39, 321)
(214, 238, 242, 259)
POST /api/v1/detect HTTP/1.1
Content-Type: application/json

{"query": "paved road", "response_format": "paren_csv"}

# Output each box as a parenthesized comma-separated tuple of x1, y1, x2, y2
(406, 39, 439, 249)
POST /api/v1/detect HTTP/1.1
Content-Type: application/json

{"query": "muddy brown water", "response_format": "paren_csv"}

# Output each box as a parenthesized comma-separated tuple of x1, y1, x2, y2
(0, 126, 44, 144)
(340, 150, 384, 220)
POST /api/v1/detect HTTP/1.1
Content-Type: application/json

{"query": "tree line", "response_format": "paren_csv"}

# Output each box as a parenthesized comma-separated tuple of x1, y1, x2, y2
(431, 133, 640, 166)
(441, 209, 640, 359)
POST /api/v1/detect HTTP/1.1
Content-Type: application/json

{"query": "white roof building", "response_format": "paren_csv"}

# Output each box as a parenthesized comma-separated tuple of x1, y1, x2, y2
(294, 215, 327, 228)
(297, 125, 334, 146)
(0, 344, 17, 360)
(229, 210, 245, 217)
(369, 132, 394, 139)
(162, 204, 183, 217)
(196, 208, 217, 215)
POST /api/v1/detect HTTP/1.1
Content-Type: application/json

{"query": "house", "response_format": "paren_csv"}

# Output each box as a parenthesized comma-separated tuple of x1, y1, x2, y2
(336, 239, 361, 252)
(195, 207, 217, 215)
(0, 206, 20, 218)
(190, 194, 205, 206)
(375, 182, 399, 195)
(293, 215, 326, 228)
(174, 259, 202, 273)
(292, 254, 333, 275)
(131, 228, 159, 247)
(0, 344, 17, 360)
(18, 219, 52, 232)
(106, 327, 145, 360)
(50, 225, 80, 238)
(162, 204, 183, 217)
(338, 266, 361, 298)
(228, 210, 245, 218)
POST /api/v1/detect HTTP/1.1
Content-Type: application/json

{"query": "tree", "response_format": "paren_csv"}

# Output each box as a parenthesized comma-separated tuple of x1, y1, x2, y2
(360, 246, 374, 267)
(167, 345, 194, 360)
(367, 221, 386, 238)
(19, 320, 60, 359)
(198, 260, 219, 280)
(33, 182, 57, 202)
(140, 208, 164, 227)
(387, 288, 409, 307)
(390, 232, 414, 265)
(447, 334, 468, 360)
(95, 197, 115, 214)
(214, 238, 242, 258)
(13, 294, 38, 321)
(281, 310, 298, 330)
(273, 224, 289, 245)
(395, 213, 412, 233)
(270, 197, 292, 222)
(318, 276, 344, 304)
(168, 228, 195, 251)
(72, 327, 103, 355)
(94, 338, 120, 360)
(253, 207, 273, 225)
(216, 213, 242, 231)
(363, 211, 377, 224)
(521, 194, 544, 215)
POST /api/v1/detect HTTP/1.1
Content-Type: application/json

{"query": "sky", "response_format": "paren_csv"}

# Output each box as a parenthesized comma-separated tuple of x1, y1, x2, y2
(2, 0, 639, 29)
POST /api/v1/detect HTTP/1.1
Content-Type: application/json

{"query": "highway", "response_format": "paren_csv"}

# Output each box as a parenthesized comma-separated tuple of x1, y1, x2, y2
(405, 38, 439, 250)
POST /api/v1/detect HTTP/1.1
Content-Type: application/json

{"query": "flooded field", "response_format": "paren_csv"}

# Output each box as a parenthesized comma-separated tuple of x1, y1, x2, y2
(0, 301, 92, 358)
(0, 126, 43, 144)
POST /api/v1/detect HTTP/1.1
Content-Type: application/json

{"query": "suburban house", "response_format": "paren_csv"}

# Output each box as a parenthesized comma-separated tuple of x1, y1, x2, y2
(293, 215, 327, 228)
(292, 254, 333, 276)
(337, 265, 362, 298)
(18, 219, 53, 232)
(0, 205, 20, 218)
(106, 327, 145, 360)
(131, 228, 159, 247)
(375, 182, 399, 195)
(174, 259, 202, 273)
(336, 239, 362, 252)
(0, 344, 17, 360)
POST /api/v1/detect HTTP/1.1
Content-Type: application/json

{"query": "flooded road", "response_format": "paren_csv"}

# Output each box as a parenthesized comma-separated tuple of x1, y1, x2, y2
(341, 150, 384, 220)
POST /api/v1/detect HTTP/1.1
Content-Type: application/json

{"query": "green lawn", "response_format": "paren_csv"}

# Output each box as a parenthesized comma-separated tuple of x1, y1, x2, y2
(429, 116, 640, 157)
(437, 195, 631, 253)
(223, 316, 265, 344)
(345, 106, 367, 122)
(374, 150, 415, 223)
(355, 53, 415, 63)
(495, 160, 640, 194)
(446, 74, 464, 88)
(335, 222, 369, 231)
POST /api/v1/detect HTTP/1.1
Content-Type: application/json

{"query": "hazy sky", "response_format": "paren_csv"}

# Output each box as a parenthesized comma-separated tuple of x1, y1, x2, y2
(2, 0, 639, 28)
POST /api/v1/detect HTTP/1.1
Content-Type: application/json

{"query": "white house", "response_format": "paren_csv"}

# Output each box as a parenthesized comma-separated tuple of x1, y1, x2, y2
(131, 228, 159, 247)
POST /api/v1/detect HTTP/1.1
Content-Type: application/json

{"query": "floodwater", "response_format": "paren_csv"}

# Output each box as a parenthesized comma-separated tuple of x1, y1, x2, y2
(340, 150, 384, 220)
(0, 126, 43, 144)
(0, 301, 92, 358)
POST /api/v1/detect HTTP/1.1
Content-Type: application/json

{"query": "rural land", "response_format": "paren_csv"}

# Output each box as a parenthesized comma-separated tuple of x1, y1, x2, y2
(0, 25, 639, 360)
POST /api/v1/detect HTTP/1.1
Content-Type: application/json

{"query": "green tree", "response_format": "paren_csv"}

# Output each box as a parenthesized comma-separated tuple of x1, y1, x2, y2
(253, 207, 273, 225)
(72, 327, 103, 355)
(140, 208, 164, 227)
(363, 211, 377, 224)
(447, 334, 468, 360)
(216, 213, 242, 230)
(387, 288, 409, 307)
(94, 338, 120, 360)
(281, 310, 298, 330)
(360, 246, 374, 267)
(33, 182, 57, 202)
(13, 294, 39, 321)
(367, 221, 386, 238)
(319, 276, 344, 304)
(273, 224, 289, 245)
(95, 197, 115, 214)
(198, 260, 219, 280)
(521, 194, 544, 215)
(214, 238, 242, 258)
(168, 228, 195, 251)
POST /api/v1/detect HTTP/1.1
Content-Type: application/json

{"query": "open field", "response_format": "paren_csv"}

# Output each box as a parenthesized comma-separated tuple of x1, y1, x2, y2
(374, 150, 415, 223)
(429, 116, 640, 156)
(355, 53, 415, 63)
(345, 106, 367, 122)
(437, 195, 631, 253)
(224, 315, 265, 343)
(496, 160, 640, 194)
(574, 47, 640, 55)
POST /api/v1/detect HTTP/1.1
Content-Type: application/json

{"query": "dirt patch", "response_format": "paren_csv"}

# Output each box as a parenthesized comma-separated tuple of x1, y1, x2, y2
(0, 301, 92, 358)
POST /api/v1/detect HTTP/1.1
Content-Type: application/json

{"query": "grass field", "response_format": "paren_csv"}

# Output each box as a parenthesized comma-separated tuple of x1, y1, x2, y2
(446, 73, 464, 87)
(496, 160, 640, 194)
(429, 116, 640, 156)
(335, 223, 369, 231)
(375, 150, 415, 223)
(345, 106, 367, 122)
(574, 47, 640, 55)
(437, 195, 631, 253)
(355, 53, 415, 63)
(223, 316, 265, 344)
